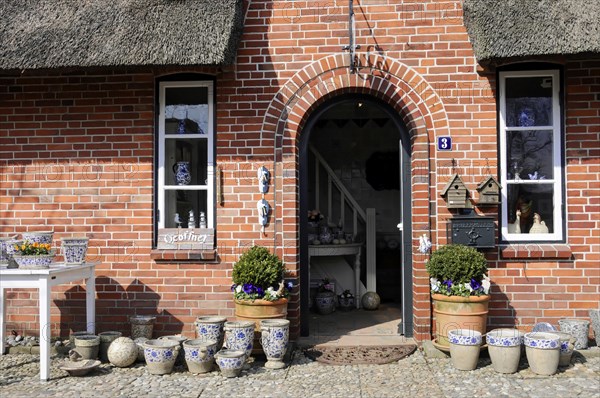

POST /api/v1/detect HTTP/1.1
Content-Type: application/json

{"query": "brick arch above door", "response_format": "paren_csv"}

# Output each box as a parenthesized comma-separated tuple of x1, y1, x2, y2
(262, 53, 449, 341)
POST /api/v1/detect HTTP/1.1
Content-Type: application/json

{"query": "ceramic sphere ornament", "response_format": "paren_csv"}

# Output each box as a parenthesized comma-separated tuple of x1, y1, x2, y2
(107, 337, 138, 367)
(361, 291, 381, 310)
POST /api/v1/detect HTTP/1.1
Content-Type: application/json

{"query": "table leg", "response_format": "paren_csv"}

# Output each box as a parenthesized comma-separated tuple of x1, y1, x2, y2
(85, 271, 96, 334)
(355, 248, 361, 309)
(0, 287, 5, 355)
(39, 281, 51, 381)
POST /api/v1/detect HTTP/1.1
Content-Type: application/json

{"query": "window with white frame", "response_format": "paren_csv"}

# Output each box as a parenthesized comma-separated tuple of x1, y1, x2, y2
(499, 70, 564, 242)
(157, 81, 214, 234)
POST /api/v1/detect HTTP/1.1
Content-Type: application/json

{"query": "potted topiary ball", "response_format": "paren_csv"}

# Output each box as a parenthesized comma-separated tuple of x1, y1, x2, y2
(231, 246, 292, 352)
(426, 244, 490, 350)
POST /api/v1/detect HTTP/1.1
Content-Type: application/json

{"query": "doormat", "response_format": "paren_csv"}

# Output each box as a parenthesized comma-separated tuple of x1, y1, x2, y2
(303, 345, 417, 365)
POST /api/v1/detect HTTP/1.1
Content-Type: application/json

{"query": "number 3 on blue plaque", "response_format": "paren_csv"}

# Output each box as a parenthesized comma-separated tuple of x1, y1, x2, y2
(437, 136, 452, 151)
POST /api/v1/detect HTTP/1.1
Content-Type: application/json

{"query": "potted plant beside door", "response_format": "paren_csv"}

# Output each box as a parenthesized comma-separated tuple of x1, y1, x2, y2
(231, 246, 292, 353)
(426, 244, 490, 351)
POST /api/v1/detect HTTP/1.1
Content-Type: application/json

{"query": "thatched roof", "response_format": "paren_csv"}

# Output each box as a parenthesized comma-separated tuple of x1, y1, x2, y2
(463, 0, 600, 64)
(0, 0, 244, 71)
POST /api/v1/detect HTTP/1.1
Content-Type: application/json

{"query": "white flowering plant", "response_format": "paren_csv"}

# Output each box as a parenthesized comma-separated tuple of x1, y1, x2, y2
(426, 244, 490, 297)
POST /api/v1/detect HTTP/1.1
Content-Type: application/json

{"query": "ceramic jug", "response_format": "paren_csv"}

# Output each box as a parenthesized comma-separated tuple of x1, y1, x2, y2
(173, 161, 192, 185)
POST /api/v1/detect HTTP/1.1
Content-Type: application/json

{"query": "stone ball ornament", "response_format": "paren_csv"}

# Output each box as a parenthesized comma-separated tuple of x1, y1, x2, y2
(361, 291, 381, 310)
(107, 337, 138, 367)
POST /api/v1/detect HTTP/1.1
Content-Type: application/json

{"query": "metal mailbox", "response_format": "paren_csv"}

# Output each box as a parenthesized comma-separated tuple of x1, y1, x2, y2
(449, 215, 495, 248)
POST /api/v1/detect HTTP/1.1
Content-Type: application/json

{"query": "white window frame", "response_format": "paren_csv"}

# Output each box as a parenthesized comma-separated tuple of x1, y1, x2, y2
(499, 70, 563, 242)
(157, 80, 214, 230)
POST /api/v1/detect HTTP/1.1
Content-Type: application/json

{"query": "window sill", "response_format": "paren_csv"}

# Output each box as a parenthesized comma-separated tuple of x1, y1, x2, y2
(500, 244, 572, 260)
(150, 249, 217, 262)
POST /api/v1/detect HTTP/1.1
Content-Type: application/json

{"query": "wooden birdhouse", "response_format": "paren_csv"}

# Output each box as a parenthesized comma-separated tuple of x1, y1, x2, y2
(441, 174, 471, 209)
(476, 176, 501, 205)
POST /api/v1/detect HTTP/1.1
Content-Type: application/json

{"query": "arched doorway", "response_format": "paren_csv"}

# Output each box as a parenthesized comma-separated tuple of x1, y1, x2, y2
(299, 93, 413, 338)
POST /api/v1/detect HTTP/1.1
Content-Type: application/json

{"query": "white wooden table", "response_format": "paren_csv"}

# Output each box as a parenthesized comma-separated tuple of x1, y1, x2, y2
(308, 243, 362, 309)
(0, 263, 96, 381)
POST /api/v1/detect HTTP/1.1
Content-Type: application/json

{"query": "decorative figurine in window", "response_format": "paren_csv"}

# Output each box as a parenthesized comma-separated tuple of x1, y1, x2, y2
(188, 209, 195, 229)
(174, 213, 182, 228)
(199, 211, 207, 229)
(529, 213, 549, 234)
(507, 209, 521, 234)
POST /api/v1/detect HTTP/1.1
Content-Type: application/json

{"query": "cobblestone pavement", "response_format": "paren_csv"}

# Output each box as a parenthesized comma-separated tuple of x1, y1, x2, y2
(1, 347, 599, 398)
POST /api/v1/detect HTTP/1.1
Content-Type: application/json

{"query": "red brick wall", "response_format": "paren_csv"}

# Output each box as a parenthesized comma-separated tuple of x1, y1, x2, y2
(1, 1, 598, 342)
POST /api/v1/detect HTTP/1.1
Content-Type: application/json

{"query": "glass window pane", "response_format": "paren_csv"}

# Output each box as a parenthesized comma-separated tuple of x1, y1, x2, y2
(165, 87, 209, 134)
(506, 184, 554, 234)
(165, 190, 208, 228)
(505, 77, 553, 127)
(506, 130, 554, 180)
(165, 138, 208, 185)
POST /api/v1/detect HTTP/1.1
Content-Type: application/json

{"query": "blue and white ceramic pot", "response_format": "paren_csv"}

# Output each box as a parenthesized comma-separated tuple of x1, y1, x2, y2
(173, 161, 192, 185)
(214, 349, 245, 378)
(142, 339, 180, 375)
(158, 335, 188, 366)
(4, 239, 22, 268)
(524, 332, 560, 375)
(12, 252, 55, 269)
(314, 290, 336, 315)
(194, 316, 227, 350)
(558, 318, 590, 350)
(62, 242, 88, 265)
(552, 331, 576, 367)
(22, 231, 54, 245)
(259, 319, 290, 369)
(183, 338, 217, 374)
(486, 328, 524, 374)
(448, 329, 482, 371)
(224, 321, 255, 358)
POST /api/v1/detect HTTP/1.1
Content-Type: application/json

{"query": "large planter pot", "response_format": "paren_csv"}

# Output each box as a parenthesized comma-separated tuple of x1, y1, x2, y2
(448, 329, 482, 371)
(183, 338, 217, 374)
(552, 331, 576, 367)
(142, 339, 180, 375)
(215, 349, 246, 378)
(431, 294, 490, 349)
(195, 316, 227, 351)
(314, 291, 336, 315)
(260, 319, 290, 369)
(524, 332, 560, 376)
(74, 335, 100, 360)
(590, 309, 600, 347)
(558, 318, 590, 350)
(487, 328, 524, 374)
(224, 321, 255, 358)
(98, 331, 122, 363)
(234, 298, 287, 354)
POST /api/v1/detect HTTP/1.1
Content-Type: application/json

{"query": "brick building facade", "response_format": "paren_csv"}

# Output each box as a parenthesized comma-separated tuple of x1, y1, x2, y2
(1, 1, 598, 344)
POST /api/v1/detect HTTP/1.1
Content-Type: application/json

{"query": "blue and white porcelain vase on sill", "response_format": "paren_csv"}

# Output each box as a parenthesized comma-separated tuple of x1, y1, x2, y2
(173, 161, 192, 185)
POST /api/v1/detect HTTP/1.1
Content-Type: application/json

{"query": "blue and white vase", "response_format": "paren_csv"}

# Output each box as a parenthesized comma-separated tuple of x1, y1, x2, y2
(158, 335, 188, 366)
(487, 328, 524, 374)
(214, 349, 245, 378)
(224, 321, 255, 358)
(524, 332, 560, 375)
(4, 239, 22, 268)
(314, 291, 336, 315)
(552, 331, 576, 367)
(183, 338, 217, 374)
(12, 252, 55, 269)
(22, 231, 54, 245)
(173, 161, 192, 185)
(260, 319, 290, 369)
(194, 316, 227, 350)
(448, 329, 482, 371)
(62, 242, 88, 265)
(142, 339, 180, 375)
